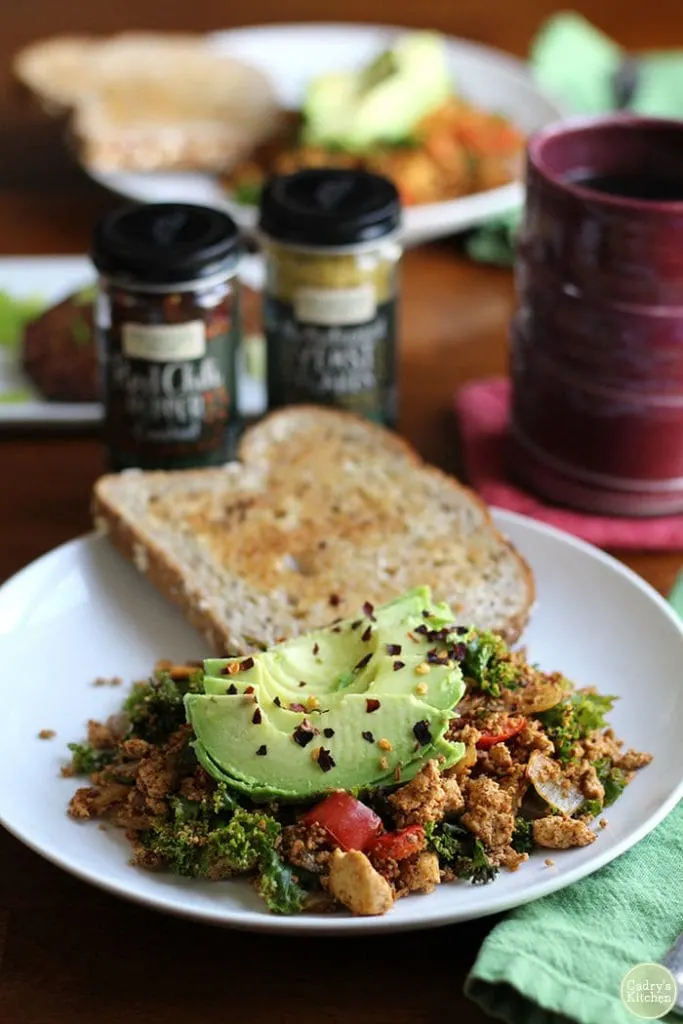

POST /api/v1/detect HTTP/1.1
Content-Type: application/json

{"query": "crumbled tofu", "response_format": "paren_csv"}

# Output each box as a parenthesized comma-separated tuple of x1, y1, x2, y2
(400, 851, 441, 894)
(327, 849, 394, 916)
(461, 776, 515, 853)
(389, 760, 458, 826)
(615, 749, 653, 772)
(533, 816, 597, 850)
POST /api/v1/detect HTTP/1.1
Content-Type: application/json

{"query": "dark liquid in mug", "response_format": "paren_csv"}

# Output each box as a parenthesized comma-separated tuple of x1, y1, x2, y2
(567, 171, 683, 201)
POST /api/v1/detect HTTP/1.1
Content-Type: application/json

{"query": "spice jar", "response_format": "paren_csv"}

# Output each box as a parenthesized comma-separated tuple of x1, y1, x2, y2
(92, 203, 242, 471)
(259, 169, 402, 426)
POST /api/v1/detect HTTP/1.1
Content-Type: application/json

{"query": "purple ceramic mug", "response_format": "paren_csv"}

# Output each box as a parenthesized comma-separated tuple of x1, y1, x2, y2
(511, 115, 683, 516)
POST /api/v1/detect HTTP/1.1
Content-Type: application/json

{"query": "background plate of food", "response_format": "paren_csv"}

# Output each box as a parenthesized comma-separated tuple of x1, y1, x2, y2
(0, 255, 266, 425)
(0, 413, 680, 934)
(16, 25, 563, 247)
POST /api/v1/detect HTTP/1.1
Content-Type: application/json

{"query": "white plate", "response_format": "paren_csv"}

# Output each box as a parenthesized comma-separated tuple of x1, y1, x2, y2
(87, 23, 563, 247)
(0, 255, 266, 426)
(0, 509, 681, 934)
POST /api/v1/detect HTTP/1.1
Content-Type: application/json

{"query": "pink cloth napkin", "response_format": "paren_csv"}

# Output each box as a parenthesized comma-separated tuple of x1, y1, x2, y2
(454, 376, 683, 550)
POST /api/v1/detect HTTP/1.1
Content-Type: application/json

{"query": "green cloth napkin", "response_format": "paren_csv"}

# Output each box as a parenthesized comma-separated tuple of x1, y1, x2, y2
(464, 575, 683, 1024)
(466, 12, 683, 265)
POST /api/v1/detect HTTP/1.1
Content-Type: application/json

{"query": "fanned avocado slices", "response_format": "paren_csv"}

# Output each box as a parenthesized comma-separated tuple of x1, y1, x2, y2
(187, 586, 467, 801)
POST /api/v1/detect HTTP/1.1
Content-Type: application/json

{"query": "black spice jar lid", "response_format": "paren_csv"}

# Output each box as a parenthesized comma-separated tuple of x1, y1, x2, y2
(259, 169, 401, 248)
(91, 203, 241, 286)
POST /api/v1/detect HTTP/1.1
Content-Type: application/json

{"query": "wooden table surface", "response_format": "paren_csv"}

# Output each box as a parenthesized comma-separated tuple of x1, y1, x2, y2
(1, 3, 680, 1023)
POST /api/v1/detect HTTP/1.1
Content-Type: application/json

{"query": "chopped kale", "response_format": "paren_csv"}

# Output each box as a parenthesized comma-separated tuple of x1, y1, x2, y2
(141, 805, 279, 880)
(593, 757, 628, 806)
(461, 631, 519, 697)
(258, 845, 307, 915)
(66, 742, 115, 775)
(468, 838, 498, 885)
(580, 799, 603, 820)
(424, 820, 499, 885)
(424, 820, 464, 861)
(124, 669, 204, 744)
(537, 692, 617, 763)
(511, 816, 533, 854)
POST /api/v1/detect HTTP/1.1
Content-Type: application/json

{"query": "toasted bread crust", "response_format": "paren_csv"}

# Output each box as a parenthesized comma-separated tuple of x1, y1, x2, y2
(93, 408, 534, 653)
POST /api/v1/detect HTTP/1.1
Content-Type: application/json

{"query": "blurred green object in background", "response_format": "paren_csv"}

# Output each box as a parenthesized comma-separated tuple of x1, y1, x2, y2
(0, 291, 44, 352)
(467, 11, 683, 265)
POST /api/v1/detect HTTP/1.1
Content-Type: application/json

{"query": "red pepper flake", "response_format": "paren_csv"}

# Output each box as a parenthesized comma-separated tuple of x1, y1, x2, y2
(386, 643, 402, 656)
(351, 620, 362, 630)
(273, 696, 282, 707)
(393, 660, 406, 671)
(362, 731, 375, 742)
(244, 685, 255, 695)
(413, 720, 432, 745)
(221, 661, 241, 676)
(239, 657, 255, 672)
(293, 720, 317, 747)
(426, 647, 449, 664)
(313, 643, 320, 656)
(414, 624, 428, 636)
(361, 625, 373, 643)
(366, 698, 381, 713)
(290, 702, 307, 712)
(329, 593, 341, 607)
(317, 748, 335, 772)
(227, 683, 238, 695)
(422, 625, 459, 643)
(362, 601, 376, 621)
(252, 707, 262, 725)
(323, 727, 335, 738)
(355, 653, 372, 671)
(256, 745, 267, 756)
(450, 642, 468, 662)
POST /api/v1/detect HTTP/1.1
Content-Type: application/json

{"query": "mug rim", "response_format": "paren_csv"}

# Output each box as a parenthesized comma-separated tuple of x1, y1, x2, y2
(527, 113, 683, 213)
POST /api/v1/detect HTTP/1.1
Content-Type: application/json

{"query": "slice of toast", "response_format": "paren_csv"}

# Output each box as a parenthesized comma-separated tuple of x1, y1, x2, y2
(14, 33, 280, 173)
(93, 407, 534, 653)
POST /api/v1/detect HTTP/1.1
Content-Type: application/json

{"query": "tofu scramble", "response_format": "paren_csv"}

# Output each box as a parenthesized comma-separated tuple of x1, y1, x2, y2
(63, 619, 651, 917)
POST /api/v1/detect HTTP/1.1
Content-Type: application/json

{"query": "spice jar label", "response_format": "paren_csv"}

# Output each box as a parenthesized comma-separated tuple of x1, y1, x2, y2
(265, 295, 397, 425)
(122, 320, 206, 361)
(103, 313, 237, 470)
(294, 285, 377, 326)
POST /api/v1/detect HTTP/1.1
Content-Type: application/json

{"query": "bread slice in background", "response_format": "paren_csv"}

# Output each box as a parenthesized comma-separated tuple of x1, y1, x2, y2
(93, 407, 534, 654)
(13, 33, 280, 173)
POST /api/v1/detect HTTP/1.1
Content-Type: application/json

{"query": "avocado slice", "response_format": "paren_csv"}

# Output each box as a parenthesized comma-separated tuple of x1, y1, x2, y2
(185, 691, 463, 802)
(188, 587, 468, 802)
(303, 32, 453, 150)
(203, 585, 465, 711)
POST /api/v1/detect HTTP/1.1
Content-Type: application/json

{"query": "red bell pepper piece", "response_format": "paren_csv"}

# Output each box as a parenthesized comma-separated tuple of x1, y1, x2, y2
(476, 716, 526, 750)
(366, 824, 426, 861)
(301, 791, 383, 851)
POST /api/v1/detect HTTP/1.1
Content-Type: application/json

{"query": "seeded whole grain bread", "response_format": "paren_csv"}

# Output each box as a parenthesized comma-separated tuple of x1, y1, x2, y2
(14, 33, 280, 173)
(92, 407, 534, 654)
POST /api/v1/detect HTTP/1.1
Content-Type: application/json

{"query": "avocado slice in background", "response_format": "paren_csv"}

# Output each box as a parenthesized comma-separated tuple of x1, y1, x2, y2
(303, 31, 453, 150)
